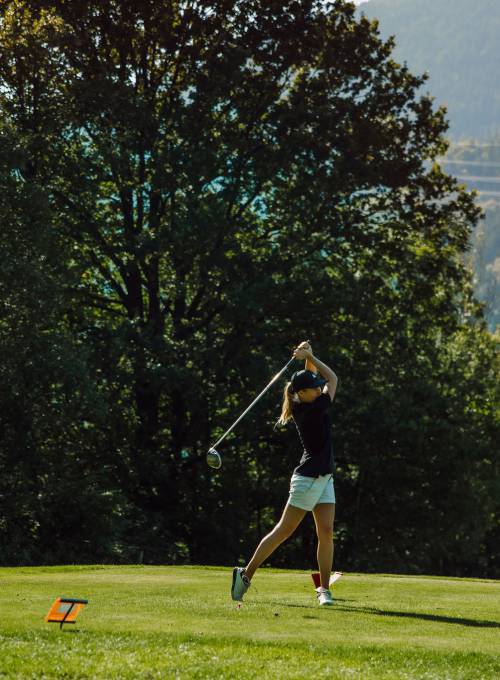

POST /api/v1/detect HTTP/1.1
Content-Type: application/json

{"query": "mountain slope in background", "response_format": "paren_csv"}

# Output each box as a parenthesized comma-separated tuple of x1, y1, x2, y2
(356, 0, 500, 329)
(357, 0, 500, 141)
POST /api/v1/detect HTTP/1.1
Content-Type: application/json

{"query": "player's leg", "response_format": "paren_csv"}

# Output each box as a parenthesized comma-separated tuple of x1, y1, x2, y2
(244, 503, 307, 580)
(312, 502, 335, 590)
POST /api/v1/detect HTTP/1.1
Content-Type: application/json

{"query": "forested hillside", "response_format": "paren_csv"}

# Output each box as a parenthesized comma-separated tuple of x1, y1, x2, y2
(357, 0, 500, 329)
(357, 0, 500, 140)
(443, 141, 500, 329)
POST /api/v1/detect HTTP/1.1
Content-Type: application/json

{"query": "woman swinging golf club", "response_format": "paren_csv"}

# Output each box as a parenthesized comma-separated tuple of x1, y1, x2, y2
(231, 340, 338, 606)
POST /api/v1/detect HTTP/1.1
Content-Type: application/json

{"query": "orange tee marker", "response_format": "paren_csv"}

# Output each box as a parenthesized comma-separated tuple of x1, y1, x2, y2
(45, 597, 88, 629)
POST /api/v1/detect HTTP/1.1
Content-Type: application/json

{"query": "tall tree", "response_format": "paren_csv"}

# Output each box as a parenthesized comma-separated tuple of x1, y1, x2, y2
(0, 124, 126, 564)
(0, 0, 497, 573)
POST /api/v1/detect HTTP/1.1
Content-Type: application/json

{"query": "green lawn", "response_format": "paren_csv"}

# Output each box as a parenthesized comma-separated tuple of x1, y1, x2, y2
(0, 565, 498, 679)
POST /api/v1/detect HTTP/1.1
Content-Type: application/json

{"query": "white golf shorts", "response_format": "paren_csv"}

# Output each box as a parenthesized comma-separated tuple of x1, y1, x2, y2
(288, 472, 335, 511)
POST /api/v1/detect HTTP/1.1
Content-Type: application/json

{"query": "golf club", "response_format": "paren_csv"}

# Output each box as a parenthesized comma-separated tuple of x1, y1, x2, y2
(206, 356, 296, 469)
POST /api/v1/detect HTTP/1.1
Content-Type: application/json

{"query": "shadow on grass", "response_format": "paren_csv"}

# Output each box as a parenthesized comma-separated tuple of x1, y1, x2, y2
(261, 600, 500, 628)
(333, 604, 500, 628)
(257, 598, 352, 610)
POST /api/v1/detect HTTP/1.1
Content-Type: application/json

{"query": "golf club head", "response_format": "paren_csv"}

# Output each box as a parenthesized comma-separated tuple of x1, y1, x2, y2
(206, 447, 222, 469)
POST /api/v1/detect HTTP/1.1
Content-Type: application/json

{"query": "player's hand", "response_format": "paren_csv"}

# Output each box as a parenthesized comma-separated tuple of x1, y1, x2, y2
(293, 343, 312, 361)
(296, 340, 311, 351)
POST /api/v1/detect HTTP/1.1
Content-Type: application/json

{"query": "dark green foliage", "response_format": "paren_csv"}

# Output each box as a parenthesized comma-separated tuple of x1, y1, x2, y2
(0, 129, 124, 564)
(0, 0, 498, 576)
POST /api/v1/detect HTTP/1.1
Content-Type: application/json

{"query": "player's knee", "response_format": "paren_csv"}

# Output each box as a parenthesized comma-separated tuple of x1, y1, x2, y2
(317, 525, 333, 541)
(275, 522, 295, 540)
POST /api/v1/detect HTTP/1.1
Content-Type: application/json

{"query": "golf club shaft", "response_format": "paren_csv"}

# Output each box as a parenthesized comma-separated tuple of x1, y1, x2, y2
(211, 357, 295, 450)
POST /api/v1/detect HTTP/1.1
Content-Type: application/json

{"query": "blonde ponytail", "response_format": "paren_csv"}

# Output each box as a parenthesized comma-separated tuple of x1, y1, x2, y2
(275, 381, 295, 427)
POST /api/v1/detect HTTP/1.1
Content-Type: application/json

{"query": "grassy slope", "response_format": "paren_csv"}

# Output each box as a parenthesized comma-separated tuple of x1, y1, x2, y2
(0, 565, 499, 679)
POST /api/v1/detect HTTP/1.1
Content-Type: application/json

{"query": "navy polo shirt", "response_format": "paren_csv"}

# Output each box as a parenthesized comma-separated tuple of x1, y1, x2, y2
(292, 393, 334, 477)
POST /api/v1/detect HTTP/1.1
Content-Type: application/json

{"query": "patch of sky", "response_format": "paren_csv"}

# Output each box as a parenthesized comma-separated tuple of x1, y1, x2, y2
(12, 168, 24, 181)
(201, 176, 227, 194)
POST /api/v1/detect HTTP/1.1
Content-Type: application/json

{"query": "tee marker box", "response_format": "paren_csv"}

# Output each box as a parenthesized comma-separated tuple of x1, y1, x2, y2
(45, 597, 88, 629)
(311, 571, 342, 589)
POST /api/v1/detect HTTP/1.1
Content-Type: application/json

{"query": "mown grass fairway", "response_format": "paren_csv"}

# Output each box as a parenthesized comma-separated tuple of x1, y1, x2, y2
(0, 565, 499, 679)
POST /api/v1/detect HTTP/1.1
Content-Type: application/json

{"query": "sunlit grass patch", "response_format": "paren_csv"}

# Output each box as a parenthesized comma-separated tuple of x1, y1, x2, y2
(0, 565, 499, 679)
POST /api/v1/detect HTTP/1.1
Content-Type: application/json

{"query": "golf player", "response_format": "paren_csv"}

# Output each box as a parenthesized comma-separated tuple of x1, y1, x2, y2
(231, 340, 337, 606)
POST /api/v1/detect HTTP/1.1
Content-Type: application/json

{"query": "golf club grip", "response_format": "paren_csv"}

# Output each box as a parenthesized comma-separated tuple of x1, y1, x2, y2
(211, 357, 295, 450)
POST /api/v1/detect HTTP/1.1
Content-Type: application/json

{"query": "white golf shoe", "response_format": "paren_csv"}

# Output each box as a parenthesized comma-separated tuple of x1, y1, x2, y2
(231, 567, 251, 601)
(316, 587, 334, 606)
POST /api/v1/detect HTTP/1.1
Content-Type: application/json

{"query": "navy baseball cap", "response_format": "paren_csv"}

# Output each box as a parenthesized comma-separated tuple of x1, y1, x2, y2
(290, 369, 326, 393)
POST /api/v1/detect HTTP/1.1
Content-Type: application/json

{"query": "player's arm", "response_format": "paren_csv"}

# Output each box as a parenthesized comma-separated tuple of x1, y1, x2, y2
(295, 340, 316, 372)
(293, 342, 338, 401)
(306, 350, 316, 374)
(306, 350, 338, 401)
